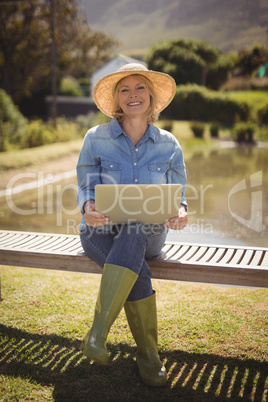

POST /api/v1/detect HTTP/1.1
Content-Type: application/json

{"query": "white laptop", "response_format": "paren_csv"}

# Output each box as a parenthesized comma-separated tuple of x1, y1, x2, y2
(95, 184, 182, 224)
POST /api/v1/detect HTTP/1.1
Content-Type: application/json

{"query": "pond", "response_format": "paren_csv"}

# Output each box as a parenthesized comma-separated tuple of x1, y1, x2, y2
(0, 143, 267, 248)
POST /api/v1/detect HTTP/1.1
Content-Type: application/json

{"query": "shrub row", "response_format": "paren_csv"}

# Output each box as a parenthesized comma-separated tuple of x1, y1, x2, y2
(0, 110, 104, 152)
(189, 121, 219, 139)
(188, 121, 260, 143)
(164, 84, 251, 125)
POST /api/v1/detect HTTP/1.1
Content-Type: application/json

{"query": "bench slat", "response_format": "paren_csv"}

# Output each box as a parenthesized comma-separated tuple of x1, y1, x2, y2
(240, 249, 255, 265)
(0, 232, 27, 246)
(248, 250, 264, 266)
(197, 247, 217, 263)
(206, 248, 227, 264)
(227, 249, 245, 265)
(261, 251, 268, 267)
(170, 245, 191, 260)
(179, 246, 199, 262)
(185, 246, 208, 262)
(164, 244, 182, 259)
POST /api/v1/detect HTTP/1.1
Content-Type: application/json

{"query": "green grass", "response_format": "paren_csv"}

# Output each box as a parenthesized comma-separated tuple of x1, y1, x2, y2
(0, 140, 83, 171)
(0, 266, 267, 401)
(228, 91, 268, 123)
(227, 91, 268, 109)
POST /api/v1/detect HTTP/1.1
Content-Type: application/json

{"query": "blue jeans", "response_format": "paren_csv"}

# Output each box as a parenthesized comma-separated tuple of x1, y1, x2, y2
(80, 223, 167, 301)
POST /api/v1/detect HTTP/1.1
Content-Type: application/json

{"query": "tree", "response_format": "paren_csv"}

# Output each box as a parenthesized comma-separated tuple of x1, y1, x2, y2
(233, 43, 268, 76)
(0, 0, 119, 103)
(0, 1, 50, 102)
(206, 54, 234, 89)
(146, 39, 233, 89)
(0, 89, 27, 151)
(67, 26, 120, 79)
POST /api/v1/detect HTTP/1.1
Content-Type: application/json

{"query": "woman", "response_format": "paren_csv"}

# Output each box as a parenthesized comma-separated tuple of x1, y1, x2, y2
(76, 63, 188, 386)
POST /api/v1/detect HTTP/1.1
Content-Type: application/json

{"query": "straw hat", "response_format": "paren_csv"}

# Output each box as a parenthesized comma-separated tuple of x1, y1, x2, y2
(92, 63, 176, 118)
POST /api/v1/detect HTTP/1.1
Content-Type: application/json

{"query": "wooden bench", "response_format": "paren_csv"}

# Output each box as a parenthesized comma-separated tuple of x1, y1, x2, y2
(1, 230, 268, 298)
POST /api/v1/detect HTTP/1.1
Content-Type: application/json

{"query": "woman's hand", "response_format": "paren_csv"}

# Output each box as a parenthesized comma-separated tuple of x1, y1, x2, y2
(83, 200, 110, 227)
(164, 205, 188, 231)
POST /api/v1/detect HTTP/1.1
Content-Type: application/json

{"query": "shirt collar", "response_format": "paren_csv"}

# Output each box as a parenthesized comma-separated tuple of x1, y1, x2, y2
(110, 118, 156, 143)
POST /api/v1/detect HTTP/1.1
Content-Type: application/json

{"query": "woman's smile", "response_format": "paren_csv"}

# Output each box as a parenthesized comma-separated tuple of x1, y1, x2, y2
(128, 101, 142, 106)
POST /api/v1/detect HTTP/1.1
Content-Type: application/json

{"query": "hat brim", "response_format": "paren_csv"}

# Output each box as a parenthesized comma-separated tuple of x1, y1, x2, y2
(93, 69, 176, 118)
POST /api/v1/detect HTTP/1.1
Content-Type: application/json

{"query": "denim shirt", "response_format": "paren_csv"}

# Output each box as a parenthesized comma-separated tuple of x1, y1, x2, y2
(76, 119, 187, 226)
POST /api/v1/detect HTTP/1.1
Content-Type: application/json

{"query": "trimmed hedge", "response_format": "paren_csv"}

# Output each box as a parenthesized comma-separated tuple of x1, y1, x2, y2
(190, 122, 205, 138)
(164, 84, 251, 124)
(258, 104, 268, 125)
(232, 122, 256, 143)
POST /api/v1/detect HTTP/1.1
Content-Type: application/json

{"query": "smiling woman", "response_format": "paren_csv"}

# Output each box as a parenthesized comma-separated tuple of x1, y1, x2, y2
(76, 63, 188, 386)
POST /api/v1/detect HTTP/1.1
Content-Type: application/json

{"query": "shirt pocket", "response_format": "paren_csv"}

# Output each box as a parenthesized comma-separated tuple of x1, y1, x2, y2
(101, 159, 122, 184)
(148, 162, 169, 184)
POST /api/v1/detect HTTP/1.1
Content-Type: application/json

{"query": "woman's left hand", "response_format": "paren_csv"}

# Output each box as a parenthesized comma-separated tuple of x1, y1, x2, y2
(164, 205, 188, 230)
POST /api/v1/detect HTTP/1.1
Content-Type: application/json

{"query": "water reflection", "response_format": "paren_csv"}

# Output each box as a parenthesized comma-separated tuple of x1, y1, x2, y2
(177, 145, 268, 247)
(0, 145, 267, 247)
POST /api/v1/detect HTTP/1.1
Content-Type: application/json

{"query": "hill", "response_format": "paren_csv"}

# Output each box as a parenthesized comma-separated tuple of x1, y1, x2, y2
(80, 0, 268, 53)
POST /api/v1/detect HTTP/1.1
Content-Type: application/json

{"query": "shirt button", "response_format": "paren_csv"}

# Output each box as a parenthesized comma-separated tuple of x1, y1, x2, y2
(135, 148, 139, 152)
(134, 179, 138, 182)
(134, 162, 137, 166)
(110, 164, 113, 168)
(157, 167, 161, 171)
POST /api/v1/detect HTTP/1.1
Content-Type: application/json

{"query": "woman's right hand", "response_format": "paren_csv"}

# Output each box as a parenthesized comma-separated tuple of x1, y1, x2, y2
(83, 200, 110, 227)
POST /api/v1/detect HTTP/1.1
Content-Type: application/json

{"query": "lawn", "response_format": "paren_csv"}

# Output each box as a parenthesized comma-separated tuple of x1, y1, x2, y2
(0, 140, 83, 171)
(0, 266, 267, 401)
(227, 91, 268, 109)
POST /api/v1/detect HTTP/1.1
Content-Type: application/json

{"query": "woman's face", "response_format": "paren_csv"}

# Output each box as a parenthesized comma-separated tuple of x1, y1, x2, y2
(117, 75, 151, 119)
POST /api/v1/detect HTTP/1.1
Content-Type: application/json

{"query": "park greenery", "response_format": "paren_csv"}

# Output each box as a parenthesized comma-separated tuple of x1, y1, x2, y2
(0, 1, 268, 152)
(1, 266, 267, 401)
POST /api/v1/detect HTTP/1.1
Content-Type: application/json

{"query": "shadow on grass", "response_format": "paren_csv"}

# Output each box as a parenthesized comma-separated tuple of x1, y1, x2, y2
(0, 324, 267, 402)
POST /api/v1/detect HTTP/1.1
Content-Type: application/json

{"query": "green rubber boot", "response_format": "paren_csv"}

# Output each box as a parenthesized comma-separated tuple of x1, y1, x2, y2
(124, 292, 167, 386)
(81, 263, 138, 365)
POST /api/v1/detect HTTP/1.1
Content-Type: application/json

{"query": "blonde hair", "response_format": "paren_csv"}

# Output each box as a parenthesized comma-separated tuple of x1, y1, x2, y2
(111, 74, 159, 124)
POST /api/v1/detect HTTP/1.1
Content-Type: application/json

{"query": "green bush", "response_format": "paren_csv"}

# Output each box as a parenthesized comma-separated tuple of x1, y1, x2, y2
(54, 119, 79, 142)
(20, 119, 82, 148)
(232, 122, 256, 143)
(20, 120, 56, 148)
(257, 104, 268, 125)
(0, 89, 27, 151)
(210, 122, 220, 138)
(164, 84, 251, 124)
(190, 121, 205, 138)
